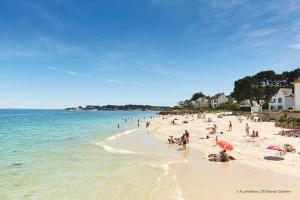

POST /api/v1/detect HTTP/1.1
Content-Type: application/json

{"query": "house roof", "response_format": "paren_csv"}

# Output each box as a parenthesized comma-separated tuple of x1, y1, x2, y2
(211, 93, 224, 99)
(195, 97, 208, 102)
(279, 88, 293, 97)
(292, 77, 300, 84)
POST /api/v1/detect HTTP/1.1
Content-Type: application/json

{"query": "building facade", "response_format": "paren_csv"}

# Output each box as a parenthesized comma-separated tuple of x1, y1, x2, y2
(269, 88, 294, 111)
(191, 97, 209, 110)
(293, 77, 300, 110)
(210, 93, 228, 109)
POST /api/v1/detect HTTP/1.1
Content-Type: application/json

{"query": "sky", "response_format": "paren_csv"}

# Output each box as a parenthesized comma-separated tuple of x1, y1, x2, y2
(1, 0, 300, 108)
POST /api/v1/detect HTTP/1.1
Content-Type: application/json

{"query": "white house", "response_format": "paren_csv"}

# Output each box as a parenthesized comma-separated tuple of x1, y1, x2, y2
(239, 99, 251, 109)
(210, 93, 228, 109)
(251, 105, 262, 113)
(240, 99, 263, 112)
(293, 77, 300, 110)
(269, 88, 294, 111)
(191, 97, 209, 110)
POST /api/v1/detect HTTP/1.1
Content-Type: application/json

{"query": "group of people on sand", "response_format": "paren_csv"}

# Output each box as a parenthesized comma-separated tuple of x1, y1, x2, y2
(245, 123, 259, 137)
(168, 130, 190, 150)
(209, 149, 235, 162)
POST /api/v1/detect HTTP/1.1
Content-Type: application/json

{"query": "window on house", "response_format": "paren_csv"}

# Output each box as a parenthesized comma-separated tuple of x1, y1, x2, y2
(278, 98, 282, 103)
(277, 105, 283, 110)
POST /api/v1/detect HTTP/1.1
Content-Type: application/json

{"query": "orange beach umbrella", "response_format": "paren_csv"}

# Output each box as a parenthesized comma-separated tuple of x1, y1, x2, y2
(217, 140, 234, 151)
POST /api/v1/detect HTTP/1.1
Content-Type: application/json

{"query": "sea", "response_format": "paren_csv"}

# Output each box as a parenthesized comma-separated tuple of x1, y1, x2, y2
(0, 109, 186, 200)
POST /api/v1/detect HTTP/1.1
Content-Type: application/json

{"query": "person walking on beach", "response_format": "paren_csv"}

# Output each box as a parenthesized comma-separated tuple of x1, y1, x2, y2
(229, 121, 232, 131)
(182, 134, 187, 150)
(245, 123, 250, 136)
(215, 136, 218, 145)
(184, 130, 190, 143)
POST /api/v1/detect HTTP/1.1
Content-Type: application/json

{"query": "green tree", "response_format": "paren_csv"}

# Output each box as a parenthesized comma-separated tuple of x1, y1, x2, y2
(190, 92, 206, 101)
(254, 70, 278, 108)
(231, 76, 262, 105)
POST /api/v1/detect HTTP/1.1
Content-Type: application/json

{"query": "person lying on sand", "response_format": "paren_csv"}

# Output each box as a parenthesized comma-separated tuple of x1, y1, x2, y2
(199, 135, 210, 140)
(219, 150, 229, 162)
(174, 137, 182, 145)
(284, 144, 296, 152)
(208, 151, 235, 162)
(249, 130, 259, 137)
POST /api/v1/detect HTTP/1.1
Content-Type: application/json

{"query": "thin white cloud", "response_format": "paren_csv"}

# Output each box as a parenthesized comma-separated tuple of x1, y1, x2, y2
(36, 37, 83, 55)
(0, 47, 39, 59)
(247, 29, 277, 37)
(287, 43, 300, 49)
(206, 0, 245, 10)
(106, 79, 143, 86)
(48, 67, 91, 78)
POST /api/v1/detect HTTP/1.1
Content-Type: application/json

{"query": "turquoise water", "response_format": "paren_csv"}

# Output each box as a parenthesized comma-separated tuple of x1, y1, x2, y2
(0, 109, 158, 200)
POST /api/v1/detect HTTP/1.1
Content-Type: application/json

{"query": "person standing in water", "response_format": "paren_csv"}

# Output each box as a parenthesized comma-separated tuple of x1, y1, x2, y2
(117, 124, 119, 129)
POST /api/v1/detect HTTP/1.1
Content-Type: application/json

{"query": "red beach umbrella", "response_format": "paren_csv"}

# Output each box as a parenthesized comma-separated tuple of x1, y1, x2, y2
(267, 145, 285, 152)
(217, 140, 234, 151)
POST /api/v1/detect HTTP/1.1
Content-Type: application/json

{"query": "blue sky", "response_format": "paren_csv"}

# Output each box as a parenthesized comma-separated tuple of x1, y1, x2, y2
(1, 0, 300, 108)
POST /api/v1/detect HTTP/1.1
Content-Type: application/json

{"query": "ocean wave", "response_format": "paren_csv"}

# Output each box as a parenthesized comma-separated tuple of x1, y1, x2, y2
(106, 129, 139, 141)
(100, 144, 135, 154)
(95, 129, 140, 154)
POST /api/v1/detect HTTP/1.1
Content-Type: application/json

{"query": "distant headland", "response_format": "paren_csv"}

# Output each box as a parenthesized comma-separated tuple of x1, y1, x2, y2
(65, 104, 169, 111)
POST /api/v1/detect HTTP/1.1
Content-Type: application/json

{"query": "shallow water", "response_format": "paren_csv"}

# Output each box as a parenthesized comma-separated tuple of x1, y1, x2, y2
(0, 109, 163, 200)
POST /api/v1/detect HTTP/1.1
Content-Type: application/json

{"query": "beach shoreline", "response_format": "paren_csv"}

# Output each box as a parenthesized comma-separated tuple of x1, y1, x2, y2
(147, 113, 300, 178)
(101, 115, 300, 200)
(136, 112, 300, 199)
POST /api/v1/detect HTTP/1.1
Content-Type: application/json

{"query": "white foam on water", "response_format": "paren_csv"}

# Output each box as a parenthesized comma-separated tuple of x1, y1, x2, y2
(150, 159, 187, 200)
(107, 129, 139, 141)
(100, 144, 135, 154)
(95, 128, 187, 199)
(95, 129, 140, 154)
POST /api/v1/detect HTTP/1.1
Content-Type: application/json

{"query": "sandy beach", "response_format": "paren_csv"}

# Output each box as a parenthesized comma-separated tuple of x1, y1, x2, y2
(144, 112, 300, 199)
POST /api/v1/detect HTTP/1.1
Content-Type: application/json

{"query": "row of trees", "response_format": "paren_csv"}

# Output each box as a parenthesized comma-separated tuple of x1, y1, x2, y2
(179, 68, 300, 111)
(231, 68, 300, 108)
